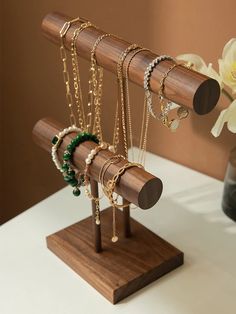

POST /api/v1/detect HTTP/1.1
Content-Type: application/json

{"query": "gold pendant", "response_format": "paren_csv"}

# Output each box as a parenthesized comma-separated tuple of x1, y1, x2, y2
(111, 236, 118, 242)
(177, 107, 189, 119)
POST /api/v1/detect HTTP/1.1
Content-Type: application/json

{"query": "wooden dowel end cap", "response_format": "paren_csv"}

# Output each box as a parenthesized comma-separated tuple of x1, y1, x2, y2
(193, 78, 221, 115)
(138, 177, 163, 209)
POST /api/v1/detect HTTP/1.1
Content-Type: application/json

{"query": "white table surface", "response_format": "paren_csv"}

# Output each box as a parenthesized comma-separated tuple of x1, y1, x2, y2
(1, 151, 235, 314)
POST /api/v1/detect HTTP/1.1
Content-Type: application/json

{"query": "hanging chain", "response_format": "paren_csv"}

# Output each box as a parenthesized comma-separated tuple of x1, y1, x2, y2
(59, 18, 82, 126)
(92, 66, 104, 140)
(85, 186, 102, 225)
(117, 44, 138, 158)
(124, 47, 150, 163)
(138, 97, 150, 166)
(70, 21, 96, 131)
(90, 33, 112, 141)
(112, 101, 120, 153)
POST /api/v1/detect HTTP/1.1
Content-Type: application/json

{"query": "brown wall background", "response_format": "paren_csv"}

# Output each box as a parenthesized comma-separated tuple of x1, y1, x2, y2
(1, 0, 236, 223)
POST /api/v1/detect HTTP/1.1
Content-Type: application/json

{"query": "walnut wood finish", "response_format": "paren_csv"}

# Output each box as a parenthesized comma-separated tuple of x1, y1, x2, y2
(42, 12, 220, 114)
(32, 118, 163, 209)
(47, 207, 183, 304)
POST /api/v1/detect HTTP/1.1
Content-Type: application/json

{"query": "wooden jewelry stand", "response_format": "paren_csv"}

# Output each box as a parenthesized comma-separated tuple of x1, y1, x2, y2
(33, 118, 180, 304)
(34, 12, 220, 304)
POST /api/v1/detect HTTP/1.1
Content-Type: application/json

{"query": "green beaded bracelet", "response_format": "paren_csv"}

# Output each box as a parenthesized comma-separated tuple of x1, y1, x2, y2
(61, 132, 99, 196)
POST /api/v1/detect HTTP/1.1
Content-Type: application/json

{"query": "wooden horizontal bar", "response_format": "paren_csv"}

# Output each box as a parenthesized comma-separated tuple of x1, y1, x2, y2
(32, 118, 163, 209)
(42, 11, 220, 114)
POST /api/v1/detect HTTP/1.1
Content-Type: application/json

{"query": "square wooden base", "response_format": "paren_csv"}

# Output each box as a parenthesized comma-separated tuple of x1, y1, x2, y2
(47, 207, 183, 304)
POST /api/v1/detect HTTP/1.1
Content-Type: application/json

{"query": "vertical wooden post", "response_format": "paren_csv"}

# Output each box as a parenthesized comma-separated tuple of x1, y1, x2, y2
(123, 204, 131, 237)
(90, 178, 102, 252)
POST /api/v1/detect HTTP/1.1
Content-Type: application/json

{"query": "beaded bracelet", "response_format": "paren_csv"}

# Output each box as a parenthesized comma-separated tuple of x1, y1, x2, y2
(51, 125, 81, 172)
(61, 132, 99, 196)
(144, 55, 175, 120)
(144, 56, 190, 132)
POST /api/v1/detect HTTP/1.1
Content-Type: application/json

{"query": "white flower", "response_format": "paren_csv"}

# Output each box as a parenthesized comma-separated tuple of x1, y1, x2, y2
(218, 38, 236, 93)
(177, 54, 223, 88)
(211, 100, 236, 137)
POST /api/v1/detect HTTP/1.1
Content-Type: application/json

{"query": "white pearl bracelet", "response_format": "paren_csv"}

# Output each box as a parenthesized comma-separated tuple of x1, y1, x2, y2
(51, 125, 81, 172)
(85, 142, 108, 165)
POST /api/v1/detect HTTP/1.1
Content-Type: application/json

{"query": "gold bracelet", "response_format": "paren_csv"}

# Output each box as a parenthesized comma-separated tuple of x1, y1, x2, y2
(98, 155, 125, 188)
(159, 63, 189, 131)
(104, 162, 143, 209)
(99, 159, 143, 243)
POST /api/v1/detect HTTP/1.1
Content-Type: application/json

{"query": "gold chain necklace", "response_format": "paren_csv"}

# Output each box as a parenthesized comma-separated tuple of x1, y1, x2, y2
(98, 155, 125, 242)
(139, 94, 150, 165)
(124, 47, 150, 164)
(70, 22, 96, 131)
(59, 18, 83, 126)
(116, 44, 138, 158)
(89, 33, 112, 141)
(88, 33, 119, 153)
(110, 101, 120, 153)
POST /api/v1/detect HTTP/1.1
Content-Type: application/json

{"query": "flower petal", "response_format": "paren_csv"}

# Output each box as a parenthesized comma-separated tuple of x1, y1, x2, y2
(219, 57, 236, 92)
(211, 100, 236, 136)
(176, 54, 207, 71)
(227, 100, 236, 133)
(219, 38, 236, 92)
(211, 108, 228, 137)
(177, 54, 222, 88)
(222, 38, 236, 59)
(203, 63, 223, 88)
(227, 115, 236, 133)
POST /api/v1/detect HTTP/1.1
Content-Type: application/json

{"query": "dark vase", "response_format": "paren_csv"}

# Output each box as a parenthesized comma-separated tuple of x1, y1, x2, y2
(222, 146, 236, 221)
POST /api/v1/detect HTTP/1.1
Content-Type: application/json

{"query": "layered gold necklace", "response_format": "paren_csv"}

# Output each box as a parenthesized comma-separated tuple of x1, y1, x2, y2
(117, 45, 151, 165)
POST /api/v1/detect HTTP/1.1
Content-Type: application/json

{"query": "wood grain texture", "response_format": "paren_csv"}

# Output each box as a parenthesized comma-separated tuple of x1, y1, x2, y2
(32, 117, 163, 209)
(41, 11, 220, 114)
(47, 207, 183, 304)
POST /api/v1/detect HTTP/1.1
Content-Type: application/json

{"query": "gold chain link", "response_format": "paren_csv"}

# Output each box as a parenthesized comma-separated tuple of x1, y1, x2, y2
(159, 63, 189, 130)
(71, 21, 96, 130)
(117, 44, 138, 158)
(90, 33, 112, 141)
(92, 66, 103, 140)
(104, 162, 143, 209)
(112, 101, 120, 153)
(124, 47, 150, 164)
(59, 19, 82, 126)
